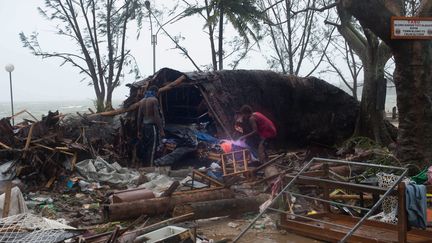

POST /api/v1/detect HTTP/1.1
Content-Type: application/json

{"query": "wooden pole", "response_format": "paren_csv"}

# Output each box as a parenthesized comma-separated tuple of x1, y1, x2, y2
(398, 182, 407, 243)
(2, 182, 12, 218)
(104, 188, 233, 221)
(172, 197, 267, 220)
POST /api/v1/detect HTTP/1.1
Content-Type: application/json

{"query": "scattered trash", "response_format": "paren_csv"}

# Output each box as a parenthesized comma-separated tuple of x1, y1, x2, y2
(76, 157, 140, 187)
(228, 222, 239, 228)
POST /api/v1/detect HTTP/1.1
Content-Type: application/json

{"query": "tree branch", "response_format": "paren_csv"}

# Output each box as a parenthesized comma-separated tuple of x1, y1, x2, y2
(305, 25, 336, 77)
(36, 52, 91, 76)
(339, 0, 401, 45)
(291, 2, 337, 15)
(417, 0, 432, 16)
(327, 17, 367, 62)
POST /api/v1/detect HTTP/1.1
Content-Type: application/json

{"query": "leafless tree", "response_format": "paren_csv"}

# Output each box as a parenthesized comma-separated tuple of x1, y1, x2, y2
(260, 0, 335, 76)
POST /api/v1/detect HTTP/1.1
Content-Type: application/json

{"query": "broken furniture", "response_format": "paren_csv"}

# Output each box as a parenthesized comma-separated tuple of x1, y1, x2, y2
(186, 169, 225, 190)
(234, 157, 432, 243)
(221, 150, 251, 178)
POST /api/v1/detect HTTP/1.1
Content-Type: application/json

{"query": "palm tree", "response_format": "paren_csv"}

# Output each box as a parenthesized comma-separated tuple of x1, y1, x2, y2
(183, 0, 263, 70)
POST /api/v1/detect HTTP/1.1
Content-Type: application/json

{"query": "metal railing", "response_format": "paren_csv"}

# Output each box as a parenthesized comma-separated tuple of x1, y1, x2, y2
(232, 157, 408, 243)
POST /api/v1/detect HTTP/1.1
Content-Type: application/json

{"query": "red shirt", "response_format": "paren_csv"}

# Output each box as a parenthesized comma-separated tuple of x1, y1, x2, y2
(253, 112, 277, 139)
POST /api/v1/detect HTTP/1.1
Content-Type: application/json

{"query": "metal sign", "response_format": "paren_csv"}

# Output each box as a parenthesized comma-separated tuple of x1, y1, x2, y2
(391, 16, 432, 39)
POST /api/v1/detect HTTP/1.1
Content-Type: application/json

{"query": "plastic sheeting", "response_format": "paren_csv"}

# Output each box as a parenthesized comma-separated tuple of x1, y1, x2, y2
(76, 157, 140, 187)
(154, 147, 196, 166)
(0, 161, 16, 181)
(139, 173, 175, 197)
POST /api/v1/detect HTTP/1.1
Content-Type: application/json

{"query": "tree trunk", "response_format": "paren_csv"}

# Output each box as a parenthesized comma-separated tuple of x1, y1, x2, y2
(393, 41, 432, 169)
(205, 0, 218, 71)
(285, 0, 294, 75)
(354, 59, 393, 145)
(353, 31, 393, 146)
(105, 87, 114, 111)
(95, 91, 105, 113)
(218, 3, 224, 70)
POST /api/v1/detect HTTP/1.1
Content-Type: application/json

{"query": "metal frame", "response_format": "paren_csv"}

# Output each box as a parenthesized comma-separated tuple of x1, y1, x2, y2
(232, 157, 408, 243)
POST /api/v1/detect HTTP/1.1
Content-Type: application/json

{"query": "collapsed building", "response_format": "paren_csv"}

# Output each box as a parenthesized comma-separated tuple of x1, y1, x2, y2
(122, 67, 359, 147)
(0, 68, 359, 183)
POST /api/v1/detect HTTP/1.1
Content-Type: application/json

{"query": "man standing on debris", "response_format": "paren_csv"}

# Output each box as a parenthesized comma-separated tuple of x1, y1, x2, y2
(237, 105, 277, 164)
(137, 85, 165, 166)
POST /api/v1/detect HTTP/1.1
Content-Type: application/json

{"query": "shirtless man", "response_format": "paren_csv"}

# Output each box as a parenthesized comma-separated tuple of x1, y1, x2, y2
(137, 85, 165, 165)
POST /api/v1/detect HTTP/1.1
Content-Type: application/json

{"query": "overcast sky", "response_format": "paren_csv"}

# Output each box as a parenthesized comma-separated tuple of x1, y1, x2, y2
(0, 0, 270, 103)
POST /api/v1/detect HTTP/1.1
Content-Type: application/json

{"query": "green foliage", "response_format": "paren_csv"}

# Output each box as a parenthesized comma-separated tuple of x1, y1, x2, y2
(342, 136, 402, 177)
(342, 136, 378, 151)
(182, 0, 264, 69)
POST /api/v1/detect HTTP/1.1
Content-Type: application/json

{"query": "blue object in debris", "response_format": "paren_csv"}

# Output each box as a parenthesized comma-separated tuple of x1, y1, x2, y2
(195, 131, 219, 144)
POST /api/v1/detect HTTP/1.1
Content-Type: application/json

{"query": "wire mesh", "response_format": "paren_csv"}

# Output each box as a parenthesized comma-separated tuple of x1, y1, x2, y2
(0, 213, 76, 243)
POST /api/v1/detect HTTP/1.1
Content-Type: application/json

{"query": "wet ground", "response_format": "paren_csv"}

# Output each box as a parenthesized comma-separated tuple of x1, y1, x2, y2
(196, 215, 321, 243)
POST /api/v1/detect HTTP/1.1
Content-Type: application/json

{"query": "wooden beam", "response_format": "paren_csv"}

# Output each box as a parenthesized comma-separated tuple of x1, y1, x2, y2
(398, 182, 407, 243)
(0, 141, 12, 150)
(24, 123, 35, 151)
(2, 182, 12, 218)
(45, 177, 56, 189)
(254, 153, 285, 172)
(105, 189, 233, 221)
(192, 170, 225, 187)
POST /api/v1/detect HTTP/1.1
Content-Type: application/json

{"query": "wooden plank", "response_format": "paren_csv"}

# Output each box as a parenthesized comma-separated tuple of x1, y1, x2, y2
(398, 182, 407, 243)
(45, 177, 56, 188)
(198, 86, 232, 139)
(221, 155, 227, 175)
(71, 152, 77, 171)
(232, 153, 237, 173)
(254, 153, 285, 172)
(33, 143, 54, 151)
(173, 187, 225, 195)
(173, 197, 266, 219)
(0, 141, 12, 150)
(322, 163, 331, 212)
(24, 123, 35, 151)
(192, 170, 225, 187)
(2, 182, 12, 218)
(243, 150, 248, 171)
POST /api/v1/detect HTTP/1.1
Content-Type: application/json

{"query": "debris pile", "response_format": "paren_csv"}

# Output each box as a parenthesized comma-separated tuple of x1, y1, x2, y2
(0, 68, 431, 242)
(0, 111, 124, 186)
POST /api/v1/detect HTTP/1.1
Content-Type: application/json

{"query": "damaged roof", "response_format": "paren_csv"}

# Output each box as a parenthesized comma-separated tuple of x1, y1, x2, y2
(125, 67, 359, 146)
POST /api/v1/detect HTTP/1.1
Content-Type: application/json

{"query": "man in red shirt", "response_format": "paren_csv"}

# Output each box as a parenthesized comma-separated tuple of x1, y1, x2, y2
(237, 105, 277, 164)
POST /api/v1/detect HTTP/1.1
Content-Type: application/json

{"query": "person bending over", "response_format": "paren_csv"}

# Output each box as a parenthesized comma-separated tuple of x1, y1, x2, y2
(238, 105, 277, 164)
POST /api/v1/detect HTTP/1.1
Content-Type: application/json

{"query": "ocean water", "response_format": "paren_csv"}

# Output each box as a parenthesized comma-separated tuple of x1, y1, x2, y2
(338, 85, 397, 112)
(0, 86, 398, 123)
(0, 100, 122, 122)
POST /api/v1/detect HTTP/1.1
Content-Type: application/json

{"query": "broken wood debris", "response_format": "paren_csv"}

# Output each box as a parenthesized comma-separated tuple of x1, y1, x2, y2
(104, 188, 234, 221)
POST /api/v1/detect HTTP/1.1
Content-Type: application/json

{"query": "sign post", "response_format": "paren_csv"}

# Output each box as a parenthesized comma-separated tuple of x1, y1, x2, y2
(391, 17, 432, 40)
